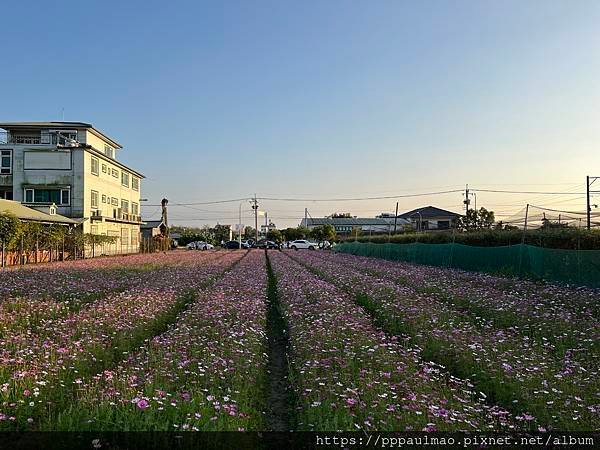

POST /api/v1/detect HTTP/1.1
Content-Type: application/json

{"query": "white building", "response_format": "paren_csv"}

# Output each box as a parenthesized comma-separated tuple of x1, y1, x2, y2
(0, 122, 144, 254)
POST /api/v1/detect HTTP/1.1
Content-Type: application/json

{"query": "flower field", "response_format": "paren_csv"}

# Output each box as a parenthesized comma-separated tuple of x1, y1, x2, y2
(0, 249, 598, 432)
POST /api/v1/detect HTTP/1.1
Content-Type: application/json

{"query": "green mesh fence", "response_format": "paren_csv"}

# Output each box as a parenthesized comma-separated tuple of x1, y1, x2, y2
(334, 242, 600, 287)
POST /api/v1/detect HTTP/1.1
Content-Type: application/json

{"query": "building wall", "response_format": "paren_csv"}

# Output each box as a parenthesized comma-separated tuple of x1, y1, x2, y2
(0, 127, 143, 255)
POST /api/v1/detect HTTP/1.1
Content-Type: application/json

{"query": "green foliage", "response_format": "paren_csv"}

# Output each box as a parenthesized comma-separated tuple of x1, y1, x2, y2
(266, 229, 283, 242)
(309, 224, 336, 242)
(243, 226, 256, 240)
(170, 225, 230, 245)
(347, 228, 600, 250)
(281, 227, 310, 241)
(0, 212, 22, 249)
(456, 207, 495, 231)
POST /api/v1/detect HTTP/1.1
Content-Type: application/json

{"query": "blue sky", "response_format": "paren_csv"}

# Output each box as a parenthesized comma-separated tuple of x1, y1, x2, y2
(2, 1, 599, 227)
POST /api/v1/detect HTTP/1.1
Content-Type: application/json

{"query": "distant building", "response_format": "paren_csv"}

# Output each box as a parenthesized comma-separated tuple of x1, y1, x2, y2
(0, 122, 144, 253)
(300, 217, 409, 235)
(140, 220, 167, 240)
(398, 206, 461, 231)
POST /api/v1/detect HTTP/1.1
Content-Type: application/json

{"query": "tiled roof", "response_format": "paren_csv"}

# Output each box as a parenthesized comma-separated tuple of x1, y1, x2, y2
(398, 206, 461, 219)
(0, 200, 78, 224)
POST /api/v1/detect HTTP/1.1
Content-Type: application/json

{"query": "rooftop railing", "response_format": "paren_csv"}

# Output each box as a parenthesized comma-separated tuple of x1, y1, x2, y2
(0, 132, 52, 145)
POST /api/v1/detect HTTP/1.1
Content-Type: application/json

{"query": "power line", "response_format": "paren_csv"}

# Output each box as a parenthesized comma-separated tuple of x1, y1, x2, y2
(256, 189, 464, 202)
(141, 197, 250, 207)
(471, 188, 585, 195)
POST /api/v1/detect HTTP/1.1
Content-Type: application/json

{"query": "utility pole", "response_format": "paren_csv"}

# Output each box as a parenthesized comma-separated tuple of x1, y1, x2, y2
(238, 203, 242, 248)
(304, 208, 308, 227)
(464, 184, 470, 212)
(265, 212, 268, 236)
(251, 194, 259, 242)
(586, 176, 600, 230)
(393, 201, 399, 234)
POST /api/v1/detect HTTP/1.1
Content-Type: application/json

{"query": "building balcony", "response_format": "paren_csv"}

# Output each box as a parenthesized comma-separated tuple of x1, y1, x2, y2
(91, 209, 142, 224)
(0, 131, 50, 145)
(0, 131, 79, 147)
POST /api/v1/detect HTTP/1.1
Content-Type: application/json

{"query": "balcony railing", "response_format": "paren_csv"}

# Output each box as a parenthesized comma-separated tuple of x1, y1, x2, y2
(0, 132, 51, 145)
(0, 132, 79, 146)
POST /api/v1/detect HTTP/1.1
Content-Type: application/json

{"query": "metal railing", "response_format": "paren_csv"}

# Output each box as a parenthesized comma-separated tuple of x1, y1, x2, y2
(0, 131, 52, 145)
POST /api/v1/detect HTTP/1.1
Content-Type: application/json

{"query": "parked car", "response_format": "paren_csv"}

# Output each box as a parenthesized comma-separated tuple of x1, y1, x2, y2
(223, 240, 250, 249)
(254, 239, 278, 249)
(186, 242, 198, 250)
(289, 240, 318, 250)
(195, 241, 214, 250)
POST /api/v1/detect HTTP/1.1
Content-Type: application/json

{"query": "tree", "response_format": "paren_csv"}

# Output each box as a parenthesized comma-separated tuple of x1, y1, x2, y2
(243, 226, 256, 240)
(540, 218, 570, 230)
(212, 224, 231, 243)
(281, 227, 310, 241)
(267, 229, 283, 242)
(0, 213, 21, 265)
(310, 224, 336, 242)
(457, 207, 495, 231)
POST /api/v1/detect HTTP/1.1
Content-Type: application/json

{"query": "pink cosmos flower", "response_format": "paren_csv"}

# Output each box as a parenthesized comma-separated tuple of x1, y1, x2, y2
(136, 399, 149, 409)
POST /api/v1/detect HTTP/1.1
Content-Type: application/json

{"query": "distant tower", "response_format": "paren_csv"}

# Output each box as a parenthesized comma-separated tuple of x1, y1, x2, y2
(160, 198, 169, 236)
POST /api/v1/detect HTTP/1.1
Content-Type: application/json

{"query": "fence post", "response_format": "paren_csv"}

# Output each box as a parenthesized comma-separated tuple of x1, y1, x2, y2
(518, 204, 529, 276)
(577, 229, 582, 284)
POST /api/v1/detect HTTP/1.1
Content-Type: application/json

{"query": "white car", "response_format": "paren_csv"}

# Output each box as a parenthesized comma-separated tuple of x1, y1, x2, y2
(289, 240, 318, 250)
(186, 242, 198, 250)
(196, 241, 214, 251)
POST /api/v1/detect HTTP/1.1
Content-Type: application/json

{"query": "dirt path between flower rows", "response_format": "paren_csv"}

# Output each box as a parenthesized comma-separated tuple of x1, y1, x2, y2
(265, 251, 293, 431)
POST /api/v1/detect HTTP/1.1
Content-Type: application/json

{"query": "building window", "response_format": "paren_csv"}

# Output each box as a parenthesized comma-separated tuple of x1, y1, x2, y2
(131, 229, 139, 246)
(132, 202, 139, 216)
(24, 188, 71, 205)
(104, 144, 114, 159)
(121, 199, 129, 214)
(61, 189, 70, 205)
(1, 150, 12, 175)
(91, 157, 99, 175)
(91, 190, 99, 209)
(121, 171, 129, 187)
(111, 168, 119, 178)
(90, 225, 98, 235)
(111, 197, 118, 206)
(102, 164, 107, 174)
(121, 228, 129, 246)
(131, 177, 139, 191)
(102, 194, 107, 203)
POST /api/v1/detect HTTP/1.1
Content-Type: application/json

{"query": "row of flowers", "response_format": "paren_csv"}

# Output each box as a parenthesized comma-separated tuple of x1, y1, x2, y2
(49, 250, 268, 431)
(0, 252, 229, 338)
(318, 250, 598, 341)
(288, 250, 599, 431)
(0, 251, 244, 429)
(269, 251, 517, 431)
(0, 251, 220, 302)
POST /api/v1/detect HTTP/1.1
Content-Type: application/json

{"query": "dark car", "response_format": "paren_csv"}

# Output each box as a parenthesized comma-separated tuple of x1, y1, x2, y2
(254, 239, 279, 249)
(223, 240, 250, 249)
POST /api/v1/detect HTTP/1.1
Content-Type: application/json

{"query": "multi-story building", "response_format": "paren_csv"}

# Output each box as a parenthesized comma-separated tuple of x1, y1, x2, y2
(0, 122, 144, 254)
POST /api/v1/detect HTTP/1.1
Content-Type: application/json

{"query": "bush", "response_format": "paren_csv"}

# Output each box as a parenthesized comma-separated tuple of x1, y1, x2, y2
(344, 228, 600, 250)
